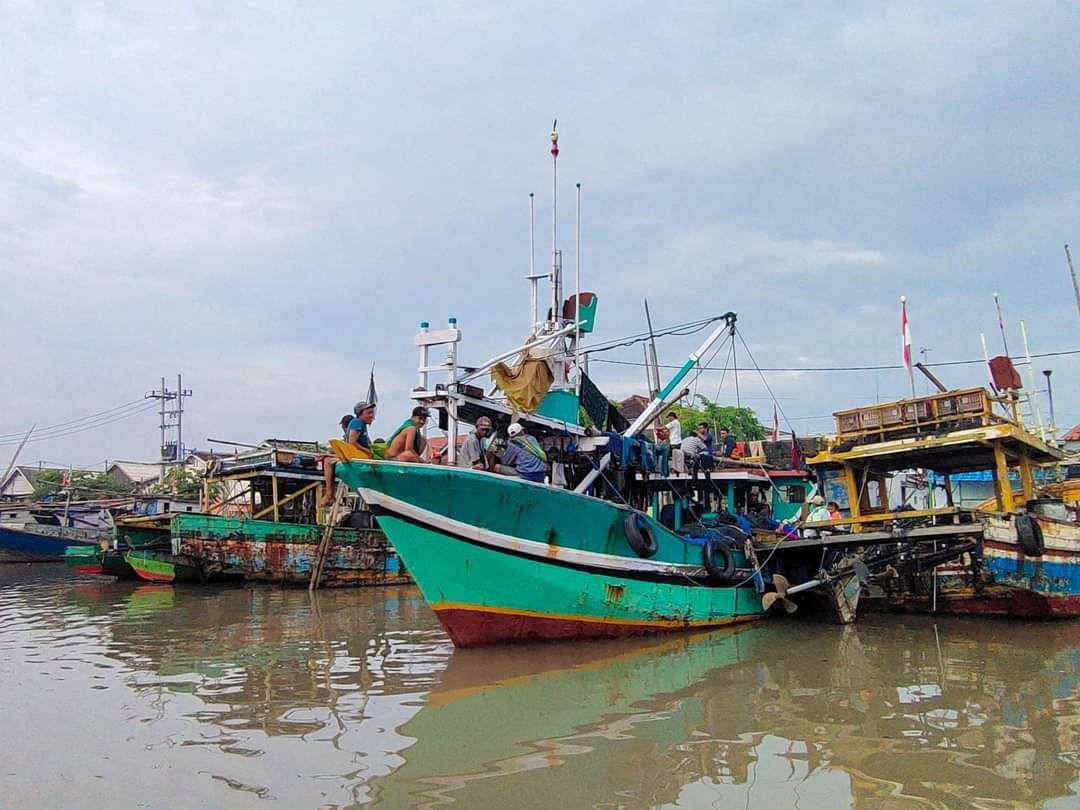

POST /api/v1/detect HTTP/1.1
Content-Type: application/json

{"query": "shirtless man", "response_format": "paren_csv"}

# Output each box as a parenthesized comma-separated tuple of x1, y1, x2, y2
(386, 407, 429, 463)
(320, 401, 376, 506)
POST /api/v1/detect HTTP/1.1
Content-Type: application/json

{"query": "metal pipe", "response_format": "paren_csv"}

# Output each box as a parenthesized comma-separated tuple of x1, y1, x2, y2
(574, 316, 735, 494)
(458, 321, 580, 383)
(1044, 369, 1056, 431)
(1020, 320, 1046, 439)
(529, 193, 536, 330)
(1066, 244, 1080, 320)
(574, 182, 582, 391)
(550, 123, 559, 325)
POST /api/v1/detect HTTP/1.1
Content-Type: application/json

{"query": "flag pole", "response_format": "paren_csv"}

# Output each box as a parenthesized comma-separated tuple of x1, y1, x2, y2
(993, 292, 1010, 356)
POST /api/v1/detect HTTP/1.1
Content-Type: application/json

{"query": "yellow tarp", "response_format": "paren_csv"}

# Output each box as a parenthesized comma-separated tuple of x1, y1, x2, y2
(491, 346, 554, 414)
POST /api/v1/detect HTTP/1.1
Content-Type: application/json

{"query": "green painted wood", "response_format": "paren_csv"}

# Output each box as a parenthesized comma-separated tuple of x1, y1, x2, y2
(336, 462, 722, 567)
(378, 515, 759, 628)
(335, 462, 762, 637)
(171, 514, 371, 546)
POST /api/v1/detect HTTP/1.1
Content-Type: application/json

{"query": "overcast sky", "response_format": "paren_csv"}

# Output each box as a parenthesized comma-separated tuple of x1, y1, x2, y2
(2, 1, 1078, 469)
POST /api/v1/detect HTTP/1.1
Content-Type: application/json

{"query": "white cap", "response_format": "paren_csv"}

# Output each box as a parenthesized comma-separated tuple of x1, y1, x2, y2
(810, 494, 825, 506)
(508, 422, 523, 437)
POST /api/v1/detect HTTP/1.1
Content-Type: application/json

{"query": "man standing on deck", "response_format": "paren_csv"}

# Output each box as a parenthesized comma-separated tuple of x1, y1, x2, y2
(497, 423, 548, 482)
(457, 416, 496, 471)
(718, 427, 736, 458)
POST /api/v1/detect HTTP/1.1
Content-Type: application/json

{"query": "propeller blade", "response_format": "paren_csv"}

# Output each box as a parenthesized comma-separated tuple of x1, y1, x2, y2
(772, 574, 790, 597)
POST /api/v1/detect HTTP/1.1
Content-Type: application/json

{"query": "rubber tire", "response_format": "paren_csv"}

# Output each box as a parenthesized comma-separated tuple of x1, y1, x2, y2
(624, 513, 658, 559)
(703, 539, 737, 585)
(1015, 514, 1044, 557)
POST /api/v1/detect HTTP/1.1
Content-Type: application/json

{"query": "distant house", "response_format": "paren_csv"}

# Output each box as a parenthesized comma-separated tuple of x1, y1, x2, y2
(619, 395, 651, 422)
(0, 465, 66, 500)
(106, 460, 164, 491)
(1064, 424, 1080, 454)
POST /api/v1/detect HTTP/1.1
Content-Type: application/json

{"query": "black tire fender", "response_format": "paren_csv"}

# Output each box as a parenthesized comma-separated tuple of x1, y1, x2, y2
(703, 538, 737, 584)
(624, 513, 658, 559)
(1015, 514, 1045, 557)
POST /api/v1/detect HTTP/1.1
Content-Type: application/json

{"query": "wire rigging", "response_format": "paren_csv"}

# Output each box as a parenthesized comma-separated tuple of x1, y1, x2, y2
(0, 398, 148, 440)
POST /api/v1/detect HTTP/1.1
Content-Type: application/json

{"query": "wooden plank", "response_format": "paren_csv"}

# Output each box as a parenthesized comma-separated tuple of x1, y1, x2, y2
(252, 480, 320, 521)
(754, 522, 984, 552)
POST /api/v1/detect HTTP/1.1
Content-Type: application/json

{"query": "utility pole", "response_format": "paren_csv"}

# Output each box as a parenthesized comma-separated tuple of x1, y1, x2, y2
(145, 375, 193, 485)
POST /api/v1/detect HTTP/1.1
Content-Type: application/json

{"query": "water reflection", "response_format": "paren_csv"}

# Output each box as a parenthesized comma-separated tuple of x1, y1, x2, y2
(2, 565, 1080, 808)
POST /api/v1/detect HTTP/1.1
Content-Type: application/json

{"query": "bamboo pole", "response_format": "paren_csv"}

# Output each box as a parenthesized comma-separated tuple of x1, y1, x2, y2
(309, 484, 346, 592)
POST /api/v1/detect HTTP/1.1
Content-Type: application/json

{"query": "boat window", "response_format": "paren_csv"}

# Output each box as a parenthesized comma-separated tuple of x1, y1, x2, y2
(778, 485, 805, 504)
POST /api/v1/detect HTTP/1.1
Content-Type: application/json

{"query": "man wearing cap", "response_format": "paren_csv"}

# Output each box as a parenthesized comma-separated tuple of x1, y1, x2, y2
(346, 401, 375, 452)
(386, 406, 429, 463)
(497, 422, 548, 483)
(320, 404, 375, 506)
(457, 416, 496, 471)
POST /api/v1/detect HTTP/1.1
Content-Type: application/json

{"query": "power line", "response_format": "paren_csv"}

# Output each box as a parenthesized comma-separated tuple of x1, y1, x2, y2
(0, 398, 147, 440)
(588, 347, 1080, 372)
(0, 402, 160, 447)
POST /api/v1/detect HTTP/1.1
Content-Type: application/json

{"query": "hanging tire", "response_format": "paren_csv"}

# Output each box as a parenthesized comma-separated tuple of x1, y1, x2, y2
(703, 538, 737, 585)
(1015, 514, 1044, 556)
(624, 513, 658, 559)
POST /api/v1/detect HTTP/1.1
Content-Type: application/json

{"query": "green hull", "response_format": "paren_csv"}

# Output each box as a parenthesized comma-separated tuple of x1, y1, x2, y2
(125, 550, 205, 584)
(64, 546, 137, 579)
(172, 513, 410, 587)
(336, 461, 763, 646)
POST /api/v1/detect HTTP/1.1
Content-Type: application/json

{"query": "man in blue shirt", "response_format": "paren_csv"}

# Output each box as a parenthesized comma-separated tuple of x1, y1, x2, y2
(497, 423, 548, 483)
(718, 427, 736, 458)
(320, 402, 375, 506)
(346, 401, 375, 450)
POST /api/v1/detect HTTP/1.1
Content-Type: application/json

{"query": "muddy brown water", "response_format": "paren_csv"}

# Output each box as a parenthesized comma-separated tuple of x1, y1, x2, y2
(2, 566, 1080, 808)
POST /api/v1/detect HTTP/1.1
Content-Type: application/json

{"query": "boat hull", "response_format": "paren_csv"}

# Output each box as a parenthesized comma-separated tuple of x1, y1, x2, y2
(334, 461, 762, 648)
(377, 515, 761, 647)
(0, 524, 106, 563)
(125, 550, 207, 584)
(64, 546, 138, 579)
(875, 516, 1080, 619)
(172, 514, 411, 588)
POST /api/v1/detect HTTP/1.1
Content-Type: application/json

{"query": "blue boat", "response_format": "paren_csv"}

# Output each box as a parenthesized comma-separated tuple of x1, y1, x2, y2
(0, 522, 105, 563)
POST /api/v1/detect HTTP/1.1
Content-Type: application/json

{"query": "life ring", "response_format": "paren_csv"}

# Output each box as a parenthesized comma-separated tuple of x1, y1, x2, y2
(703, 538, 737, 584)
(1015, 514, 1045, 556)
(624, 513, 658, 558)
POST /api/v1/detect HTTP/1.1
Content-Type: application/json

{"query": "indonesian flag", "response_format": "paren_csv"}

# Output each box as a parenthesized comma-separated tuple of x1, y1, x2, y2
(901, 296, 913, 372)
(771, 404, 779, 443)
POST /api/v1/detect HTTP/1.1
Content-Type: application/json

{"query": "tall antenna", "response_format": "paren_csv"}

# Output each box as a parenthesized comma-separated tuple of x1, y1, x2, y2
(574, 181, 582, 391)
(993, 292, 1009, 356)
(1067, 244, 1080, 320)
(549, 120, 560, 327)
(528, 193, 536, 330)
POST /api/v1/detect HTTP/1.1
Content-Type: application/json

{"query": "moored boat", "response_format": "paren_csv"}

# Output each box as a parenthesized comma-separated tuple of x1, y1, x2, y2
(0, 522, 107, 563)
(125, 549, 209, 584)
(337, 460, 762, 647)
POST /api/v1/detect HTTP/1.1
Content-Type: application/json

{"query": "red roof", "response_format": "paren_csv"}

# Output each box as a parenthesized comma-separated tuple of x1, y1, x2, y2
(1063, 424, 1080, 442)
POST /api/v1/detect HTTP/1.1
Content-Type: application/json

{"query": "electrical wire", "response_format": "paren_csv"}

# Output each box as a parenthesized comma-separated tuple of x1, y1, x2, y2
(0, 398, 148, 440)
(0, 401, 160, 447)
(588, 347, 1080, 372)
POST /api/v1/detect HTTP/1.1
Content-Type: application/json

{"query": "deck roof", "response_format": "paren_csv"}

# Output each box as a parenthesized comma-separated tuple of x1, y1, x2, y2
(808, 421, 1062, 473)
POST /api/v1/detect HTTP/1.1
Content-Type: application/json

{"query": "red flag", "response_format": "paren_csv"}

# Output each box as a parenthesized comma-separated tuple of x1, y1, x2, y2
(901, 296, 912, 372)
(771, 404, 779, 443)
(790, 432, 803, 470)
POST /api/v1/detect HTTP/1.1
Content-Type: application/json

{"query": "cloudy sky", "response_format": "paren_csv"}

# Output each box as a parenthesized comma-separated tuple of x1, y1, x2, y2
(2, 1, 1078, 470)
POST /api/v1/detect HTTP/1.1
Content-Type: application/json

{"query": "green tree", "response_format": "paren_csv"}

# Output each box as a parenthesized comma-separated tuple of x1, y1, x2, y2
(149, 467, 219, 500)
(33, 469, 136, 500)
(665, 396, 767, 440)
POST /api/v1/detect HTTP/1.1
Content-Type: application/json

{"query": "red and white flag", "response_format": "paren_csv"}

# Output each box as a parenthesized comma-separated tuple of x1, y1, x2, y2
(771, 404, 779, 443)
(901, 296, 913, 372)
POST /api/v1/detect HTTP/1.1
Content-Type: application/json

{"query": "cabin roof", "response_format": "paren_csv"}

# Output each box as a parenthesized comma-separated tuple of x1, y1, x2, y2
(1063, 424, 1080, 442)
(808, 421, 1063, 473)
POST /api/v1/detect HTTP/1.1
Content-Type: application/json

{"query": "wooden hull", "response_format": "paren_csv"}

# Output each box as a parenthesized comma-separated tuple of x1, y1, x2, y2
(874, 515, 1080, 619)
(125, 550, 220, 584)
(64, 546, 138, 579)
(172, 514, 410, 588)
(335, 461, 763, 648)
(0, 524, 106, 563)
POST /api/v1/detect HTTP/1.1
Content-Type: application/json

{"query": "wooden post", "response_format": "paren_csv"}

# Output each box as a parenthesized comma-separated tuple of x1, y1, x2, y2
(841, 464, 861, 524)
(943, 474, 955, 508)
(1019, 454, 1036, 504)
(271, 474, 280, 522)
(993, 441, 1014, 513)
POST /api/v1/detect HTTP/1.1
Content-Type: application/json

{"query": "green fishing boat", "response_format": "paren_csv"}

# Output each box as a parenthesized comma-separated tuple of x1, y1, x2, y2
(337, 460, 762, 646)
(63, 544, 137, 579)
(124, 549, 206, 584)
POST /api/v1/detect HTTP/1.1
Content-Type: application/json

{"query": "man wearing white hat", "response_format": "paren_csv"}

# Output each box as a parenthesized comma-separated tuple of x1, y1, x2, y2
(498, 422, 548, 483)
